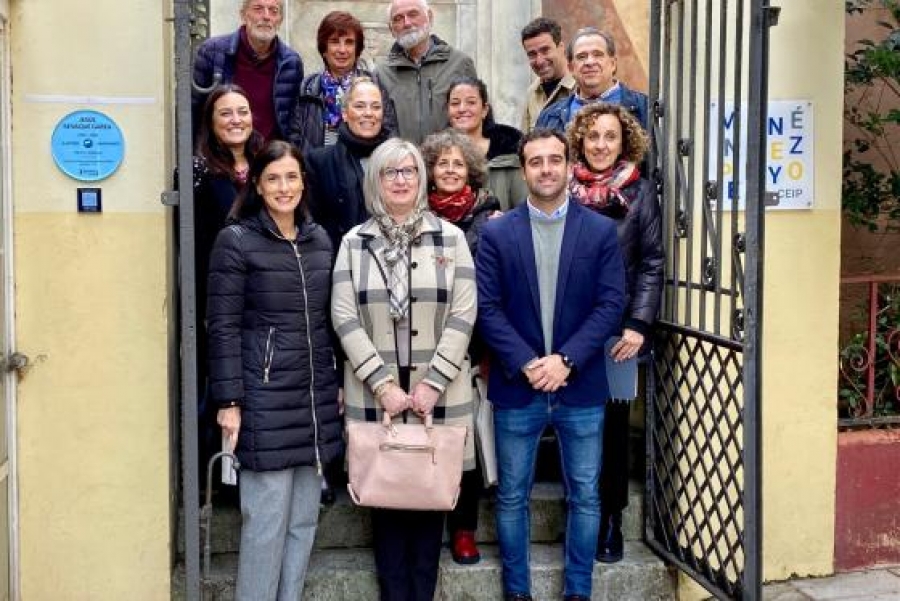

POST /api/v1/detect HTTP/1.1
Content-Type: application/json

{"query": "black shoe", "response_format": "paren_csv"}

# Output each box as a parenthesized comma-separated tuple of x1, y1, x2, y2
(563, 596, 590, 601)
(596, 511, 624, 563)
(504, 594, 533, 601)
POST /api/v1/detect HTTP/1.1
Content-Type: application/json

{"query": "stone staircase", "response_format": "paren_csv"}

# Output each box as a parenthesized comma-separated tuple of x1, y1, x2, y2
(173, 481, 676, 600)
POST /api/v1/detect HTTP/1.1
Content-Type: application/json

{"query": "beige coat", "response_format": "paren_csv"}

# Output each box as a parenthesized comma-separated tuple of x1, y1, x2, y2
(332, 212, 478, 468)
(520, 73, 577, 132)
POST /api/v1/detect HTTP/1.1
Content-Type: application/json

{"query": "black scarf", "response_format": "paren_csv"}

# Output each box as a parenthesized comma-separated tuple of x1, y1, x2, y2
(337, 122, 390, 158)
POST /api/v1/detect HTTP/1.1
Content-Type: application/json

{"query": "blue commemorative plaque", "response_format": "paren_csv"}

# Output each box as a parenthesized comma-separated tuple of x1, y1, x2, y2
(50, 110, 125, 181)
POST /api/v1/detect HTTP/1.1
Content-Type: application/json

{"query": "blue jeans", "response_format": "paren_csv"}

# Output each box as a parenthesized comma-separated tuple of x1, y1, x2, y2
(494, 394, 604, 598)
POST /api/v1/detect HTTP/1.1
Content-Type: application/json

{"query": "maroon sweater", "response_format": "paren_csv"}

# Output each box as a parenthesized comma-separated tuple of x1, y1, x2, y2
(233, 26, 278, 140)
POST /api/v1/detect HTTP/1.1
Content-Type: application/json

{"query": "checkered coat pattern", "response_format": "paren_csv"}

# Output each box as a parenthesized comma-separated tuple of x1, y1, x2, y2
(331, 212, 477, 468)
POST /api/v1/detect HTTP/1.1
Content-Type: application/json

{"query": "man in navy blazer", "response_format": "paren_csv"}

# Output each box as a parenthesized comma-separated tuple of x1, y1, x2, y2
(475, 129, 626, 601)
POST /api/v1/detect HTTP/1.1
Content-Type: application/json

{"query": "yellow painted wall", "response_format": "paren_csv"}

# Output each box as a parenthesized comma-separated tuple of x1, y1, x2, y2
(760, 0, 842, 580)
(679, 1, 843, 598)
(10, 1, 170, 599)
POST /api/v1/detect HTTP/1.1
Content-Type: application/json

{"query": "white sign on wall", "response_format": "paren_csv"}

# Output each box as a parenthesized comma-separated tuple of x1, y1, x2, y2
(709, 100, 814, 210)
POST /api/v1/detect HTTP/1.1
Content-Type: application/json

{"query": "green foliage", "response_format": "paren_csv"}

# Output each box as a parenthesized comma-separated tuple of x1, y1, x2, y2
(844, 0, 900, 231)
(839, 283, 900, 418)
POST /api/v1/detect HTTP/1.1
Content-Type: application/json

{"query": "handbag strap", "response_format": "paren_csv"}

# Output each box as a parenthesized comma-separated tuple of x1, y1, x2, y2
(381, 411, 434, 429)
(347, 483, 362, 505)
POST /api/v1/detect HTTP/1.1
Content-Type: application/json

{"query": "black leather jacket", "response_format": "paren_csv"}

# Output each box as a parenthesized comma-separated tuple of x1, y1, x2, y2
(607, 178, 664, 338)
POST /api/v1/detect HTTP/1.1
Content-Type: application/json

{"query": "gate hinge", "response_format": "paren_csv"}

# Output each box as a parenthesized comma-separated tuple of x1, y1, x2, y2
(764, 6, 781, 27)
(161, 191, 180, 207)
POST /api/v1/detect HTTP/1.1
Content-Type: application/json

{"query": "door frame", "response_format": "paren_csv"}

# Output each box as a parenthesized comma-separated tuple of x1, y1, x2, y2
(0, 3, 20, 599)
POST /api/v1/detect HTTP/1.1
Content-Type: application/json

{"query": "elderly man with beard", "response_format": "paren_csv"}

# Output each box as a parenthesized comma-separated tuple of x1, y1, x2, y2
(192, 0, 303, 142)
(376, 0, 477, 144)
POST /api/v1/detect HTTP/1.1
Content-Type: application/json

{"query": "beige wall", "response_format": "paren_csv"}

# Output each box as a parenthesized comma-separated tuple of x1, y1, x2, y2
(10, 1, 170, 599)
(761, 0, 842, 580)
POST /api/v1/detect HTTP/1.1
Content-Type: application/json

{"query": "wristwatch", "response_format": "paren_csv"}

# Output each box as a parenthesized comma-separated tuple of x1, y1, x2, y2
(559, 353, 576, 379)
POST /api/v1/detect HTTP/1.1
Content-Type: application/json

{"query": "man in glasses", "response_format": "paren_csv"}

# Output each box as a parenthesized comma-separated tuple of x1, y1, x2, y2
(192, 0, 303, 142)
(376, 0, 477, 144)
(536, 27, 648, 133)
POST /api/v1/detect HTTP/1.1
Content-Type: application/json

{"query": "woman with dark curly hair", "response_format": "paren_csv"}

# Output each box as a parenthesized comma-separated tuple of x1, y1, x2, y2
(566, 102, 664, 564)
(420, 129, 500, 566)
(421, 129, 500, 257)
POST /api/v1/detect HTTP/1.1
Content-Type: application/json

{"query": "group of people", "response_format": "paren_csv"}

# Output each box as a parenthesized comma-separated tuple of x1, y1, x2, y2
(191, 1, 663, 600)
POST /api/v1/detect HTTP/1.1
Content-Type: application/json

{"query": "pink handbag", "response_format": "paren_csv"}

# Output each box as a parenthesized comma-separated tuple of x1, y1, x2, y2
(346, 413, 467, 511)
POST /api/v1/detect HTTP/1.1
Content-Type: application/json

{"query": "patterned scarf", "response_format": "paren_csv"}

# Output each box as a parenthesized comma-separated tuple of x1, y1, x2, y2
(374, 207, 425, 320)
(568, 160, 639, 218)
(428, 185, 477, 223)
(321, 69, 354, 129)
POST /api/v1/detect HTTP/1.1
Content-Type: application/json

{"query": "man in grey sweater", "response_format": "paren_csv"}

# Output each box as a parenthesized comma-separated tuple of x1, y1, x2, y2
(475, 129, 626, 601)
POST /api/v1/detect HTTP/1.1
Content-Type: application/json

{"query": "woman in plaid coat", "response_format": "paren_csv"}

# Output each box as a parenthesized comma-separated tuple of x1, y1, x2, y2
(331, 138, 477, 601)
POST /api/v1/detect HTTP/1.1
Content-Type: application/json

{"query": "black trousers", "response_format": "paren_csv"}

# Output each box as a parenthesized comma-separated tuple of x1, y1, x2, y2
(447, 467, 482, 533)
(599, 400, 631, 514)
(371, 507, 445, 601)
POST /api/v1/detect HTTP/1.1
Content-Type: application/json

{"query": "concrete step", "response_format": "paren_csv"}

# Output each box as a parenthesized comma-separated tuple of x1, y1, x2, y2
(173, 541, 676, 601)
(179, 480, 645, 556)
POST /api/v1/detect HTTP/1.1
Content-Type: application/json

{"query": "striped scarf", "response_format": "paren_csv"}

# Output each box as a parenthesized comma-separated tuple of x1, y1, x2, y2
(374, 209, 425, 320)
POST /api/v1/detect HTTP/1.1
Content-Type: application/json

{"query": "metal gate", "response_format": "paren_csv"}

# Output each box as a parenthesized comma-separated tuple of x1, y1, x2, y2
(170, 1, 211, 600)
(646, 1, 778, 599)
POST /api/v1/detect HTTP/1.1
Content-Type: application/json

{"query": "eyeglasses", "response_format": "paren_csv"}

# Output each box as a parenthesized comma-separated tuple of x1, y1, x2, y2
(381, 166, 419, 181)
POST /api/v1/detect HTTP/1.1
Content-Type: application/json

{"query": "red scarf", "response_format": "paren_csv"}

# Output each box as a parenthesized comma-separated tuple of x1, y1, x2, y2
(568, 160, 639, 218)
(428, 185, 477, 223)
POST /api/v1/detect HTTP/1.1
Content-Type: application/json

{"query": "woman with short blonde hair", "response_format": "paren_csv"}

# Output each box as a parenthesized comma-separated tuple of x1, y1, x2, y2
(332, 138, 477, 600)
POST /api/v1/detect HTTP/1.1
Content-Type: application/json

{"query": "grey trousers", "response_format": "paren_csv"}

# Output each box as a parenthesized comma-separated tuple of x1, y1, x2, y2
(236, 466, 322, 601)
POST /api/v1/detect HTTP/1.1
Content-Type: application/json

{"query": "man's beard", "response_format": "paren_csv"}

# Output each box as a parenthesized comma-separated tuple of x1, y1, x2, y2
(396, 25, 430, 50)
(248, 24, 277, 47)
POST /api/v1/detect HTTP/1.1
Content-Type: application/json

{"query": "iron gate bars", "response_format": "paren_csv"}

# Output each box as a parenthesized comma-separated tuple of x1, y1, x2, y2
(171, 0, 210, 599)
(647, 0, 773, 599)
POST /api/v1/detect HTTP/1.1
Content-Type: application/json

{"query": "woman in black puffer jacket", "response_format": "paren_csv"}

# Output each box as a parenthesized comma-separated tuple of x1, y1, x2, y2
(566, 102, 664, 566)
(207, 140, 342, 601)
